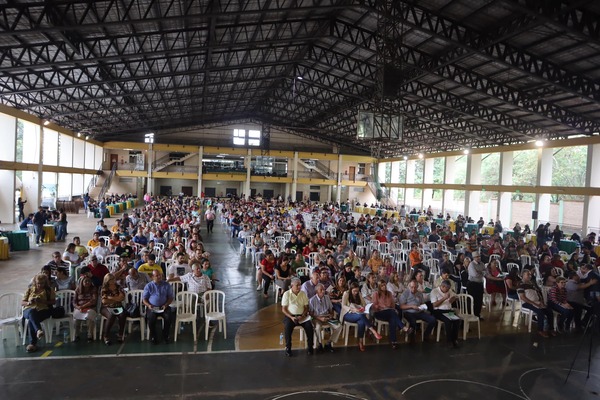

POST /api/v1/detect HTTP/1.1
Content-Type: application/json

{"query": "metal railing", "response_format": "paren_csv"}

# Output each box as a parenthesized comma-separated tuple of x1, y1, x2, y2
(85, 175, 98, 195)
(98, 162, 118, 201)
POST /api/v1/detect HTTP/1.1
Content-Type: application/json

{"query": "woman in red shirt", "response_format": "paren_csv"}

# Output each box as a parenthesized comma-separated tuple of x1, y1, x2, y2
(260, 250, 277, 299)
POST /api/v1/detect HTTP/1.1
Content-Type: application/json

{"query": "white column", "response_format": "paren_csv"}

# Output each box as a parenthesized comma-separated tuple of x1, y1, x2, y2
(405, 160, 415, 209)
(422, 158, 434, 212)
(147, 143, 154, 195)
(465, 153, 481, 218)
(245, 149, 251, 197)
(197, 146, 203, 197)
(390, 160, 400, 206)
(535, 147, 553, 224)
(38, 125, 45, 204)
(336, 154, 342, 202)
(583, 144, 600, 234)
(291, 152, 298, 198)
(442, 156, 456, 217)
(498, 151, 513, 226)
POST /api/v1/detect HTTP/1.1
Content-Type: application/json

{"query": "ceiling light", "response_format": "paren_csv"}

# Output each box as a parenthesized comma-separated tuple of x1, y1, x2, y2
(296, 76, 303, 80)
(463, 148, 470, 155)
(403, 155, 408, 160)
(535, 140, 544, 147)
(77, 132, 81, 138)
(418, 153, 424, 159)
(43, 120, 50, 126)
(85, 135, 89, 141)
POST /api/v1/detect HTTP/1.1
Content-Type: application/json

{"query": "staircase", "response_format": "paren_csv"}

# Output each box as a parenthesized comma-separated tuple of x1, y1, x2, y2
(298, 159, 335, 180)
(88, 174, 105, 200)
(153, 153, 196, 173)
(366, 174, 397, 208)
(97, 162, 118, 201)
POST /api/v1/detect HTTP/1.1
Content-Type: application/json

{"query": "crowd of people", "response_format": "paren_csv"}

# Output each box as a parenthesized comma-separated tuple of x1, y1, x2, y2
(219, 198, 600, 355)
(21, 195, 219, 352)
(20, 194, 600, 356)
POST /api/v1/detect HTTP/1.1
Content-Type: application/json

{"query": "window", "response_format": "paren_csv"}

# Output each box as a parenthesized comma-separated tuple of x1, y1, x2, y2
(233, 129, 245, 146)
(248, 130, 261, 146)
(358, 163, 366, 174)
(232, 129, 261, 146)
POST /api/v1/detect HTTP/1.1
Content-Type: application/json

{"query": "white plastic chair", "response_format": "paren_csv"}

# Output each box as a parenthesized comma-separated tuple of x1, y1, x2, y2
(0, 293, 23, 346)
(104, 255, 120, 271)
(49, 290, 76, 343)
(174, 291, 199, 342)
(456, 294, 481, 340)
(125, 289, 145, 341)
(203, 290, 226, 340)
(169, 281, 184, 310)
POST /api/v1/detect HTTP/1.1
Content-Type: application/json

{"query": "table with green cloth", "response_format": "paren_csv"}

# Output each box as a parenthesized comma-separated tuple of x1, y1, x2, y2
(5, 230, 29, 251)
(559, 240, 578, 254)
(127, 199, 134, 209)
(504, 230, 514, 238)
(434, 218, 444, 226)
(465, 223, 478, 235)
(375, 209, 383, 216)
(114, 203, 121, 213)
(409, 214, 419, 222)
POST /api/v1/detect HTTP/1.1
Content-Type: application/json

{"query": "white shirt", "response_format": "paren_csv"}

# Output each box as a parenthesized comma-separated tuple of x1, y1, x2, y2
(430, 287, 456, 310)
(180, 272, 212, 295)
(168, 263, 191, 277)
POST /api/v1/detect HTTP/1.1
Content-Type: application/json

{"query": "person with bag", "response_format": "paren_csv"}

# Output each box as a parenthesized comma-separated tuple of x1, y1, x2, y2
(22, 274, 55, 352)
(73, 276, 97, 342)
(100, 273, 127, 345)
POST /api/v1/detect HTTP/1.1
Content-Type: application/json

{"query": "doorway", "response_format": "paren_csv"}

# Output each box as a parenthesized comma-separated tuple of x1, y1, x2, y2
(349, 166, 356, 182)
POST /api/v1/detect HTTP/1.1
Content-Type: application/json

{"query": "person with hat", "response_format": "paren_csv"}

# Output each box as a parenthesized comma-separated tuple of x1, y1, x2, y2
(517, 269, 555, 338)
(467, 251, 486, 320)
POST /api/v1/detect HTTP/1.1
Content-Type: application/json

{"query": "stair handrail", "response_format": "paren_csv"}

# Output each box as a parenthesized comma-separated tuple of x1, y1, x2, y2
(98, 162, 118, 201)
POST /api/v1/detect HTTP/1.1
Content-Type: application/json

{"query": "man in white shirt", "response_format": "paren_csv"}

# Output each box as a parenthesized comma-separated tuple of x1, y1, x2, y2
(309, 283, 342, 352)
(92, 239, 111, 260)
(169, 263, 211, 297)
(167, 253, 191, 280)
(126, 267, 150, 291)
(281, 277, 314, 357)
(430, 280, 460, 348)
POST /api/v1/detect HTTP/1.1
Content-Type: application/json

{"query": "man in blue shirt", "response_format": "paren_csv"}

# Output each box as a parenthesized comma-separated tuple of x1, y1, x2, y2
(143, 270, 174, 344)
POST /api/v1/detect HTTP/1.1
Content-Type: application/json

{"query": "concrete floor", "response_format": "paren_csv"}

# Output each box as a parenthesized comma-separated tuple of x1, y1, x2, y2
(0, 210, 599, 399)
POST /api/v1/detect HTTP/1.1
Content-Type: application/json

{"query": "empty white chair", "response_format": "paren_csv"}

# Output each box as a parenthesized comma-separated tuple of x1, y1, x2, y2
(203, 290, 226, 341)
(0, 293, 23, 346)
(174, 291, 199, 342)
(456, 294, 481, 340)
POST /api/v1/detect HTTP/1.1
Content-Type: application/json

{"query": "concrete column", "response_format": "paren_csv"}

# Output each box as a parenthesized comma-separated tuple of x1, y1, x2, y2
(197, 146, 203, 197)
(422, 158, 434, 212)
(291, 152, 298, 198)
(442, 156, 456, 217)
(38, 126, 44, 206)
(583, 143, 600, 234)
(390, 160, 400, 206)
(535, 147, 553, 224)
(245, 149, 251, 197)
(498, 151, 513, 226)
(336, 154, 342, 202)
(146, 143, 154, 195)
(405, 160, 415, 209)
(465, 153, 481, 218)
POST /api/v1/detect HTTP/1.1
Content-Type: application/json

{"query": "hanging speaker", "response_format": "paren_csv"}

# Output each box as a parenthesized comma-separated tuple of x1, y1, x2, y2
(531, 211, 538, 220)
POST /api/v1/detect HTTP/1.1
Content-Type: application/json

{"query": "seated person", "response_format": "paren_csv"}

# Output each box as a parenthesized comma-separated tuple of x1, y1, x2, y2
(22, 274, 55, 353)
(126, 266, 151, 291)
(430, 280, 460, 348)
(371, 279, 409, 349)
(19, 213, 34, 230)
(72, 237, 89, 259)
(73, 276, 97, 342)
(48, 251, 71, 271)
(55, 267, 75, 291)
(309, 283, 343, 352)
(547, 276, 574, 333)
(138, 254, 163, 275)
(340, 281, 381, 352)
(63, 244, 83, 266)
(92, 239, 111, 260)
(167, 252, 191, 280)
(169, 263, 211, 298)
(517, 269, 555, 338)
(400, 279, 437, 343)
(281, 277, 315, 357)
(143, 270, 174, 344)
(87, 232, 102, 249)
(88, 255, 110, 287)
(115, 237, 134, 258)
(100, 274, 127, 345)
